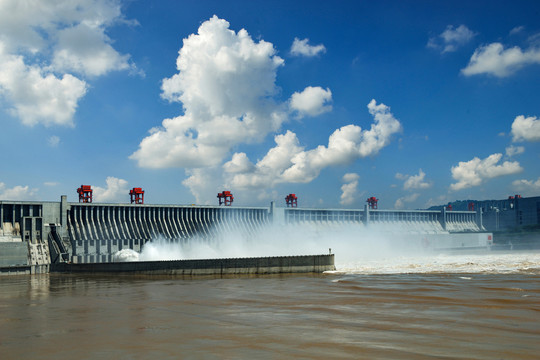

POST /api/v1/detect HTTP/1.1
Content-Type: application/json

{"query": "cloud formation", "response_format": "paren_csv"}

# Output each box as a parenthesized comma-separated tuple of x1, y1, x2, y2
(182, 167, 231, 205)
(509, 26, 525, 36)
(131, 17, 401, 203)
(224, 99, 402, 189)
(461, 43, 540, 77)
(512, 177, 540, 194)
(0, 0, 134, 126)
(93, 176, 129, 203)
(289, 86, 332, 118)
(340, 173, 360, 206)
(290, 37, 326, 57)
(0, 45, 87, 127)
(396, 169, 432, 190)
(450, 153, 522, 191)
(428, 25, 475, 53)
(394, 193, 420, 210)
(505, 145, 525, 157)
(131, 16, 287, 169)
(0, 182, 37, 200)
(511, 115, 540, 142)
(48, 136, 60, 147)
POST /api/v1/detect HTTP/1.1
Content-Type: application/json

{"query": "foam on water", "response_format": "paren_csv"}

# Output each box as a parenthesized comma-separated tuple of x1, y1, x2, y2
(333, 251, 540, 275)
(112, 248, 139, 262)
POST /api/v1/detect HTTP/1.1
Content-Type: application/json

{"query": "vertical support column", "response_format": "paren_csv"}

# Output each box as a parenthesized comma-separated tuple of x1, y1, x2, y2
(441, 207, 447, 231)
(270, 201, 285, 226)
(151, 207, 158, 237)
(477, 208, 483, 230)
(60, 195, 68, 239)
(181, 208, 193, 238)
(32, 216, 43, 243)
(140, 207, 149, 239)
(169, 208, 180, 239)
(77, 206, 85, 241)
(98, 206, 107, 239)
(364, 204, 370, 225)
(0, 204, 3, 232)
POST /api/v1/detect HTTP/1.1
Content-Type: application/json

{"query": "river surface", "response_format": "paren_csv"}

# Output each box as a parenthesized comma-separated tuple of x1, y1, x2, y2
(1, 251, 540, 359)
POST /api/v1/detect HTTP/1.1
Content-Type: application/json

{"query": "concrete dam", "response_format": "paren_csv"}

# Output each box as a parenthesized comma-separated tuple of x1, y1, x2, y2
(0, 196, 490, 274)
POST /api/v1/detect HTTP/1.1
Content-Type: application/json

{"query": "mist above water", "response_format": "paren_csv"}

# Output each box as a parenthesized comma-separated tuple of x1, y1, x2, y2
(112, 223, 540, 274)
(114, 222, 425, 262)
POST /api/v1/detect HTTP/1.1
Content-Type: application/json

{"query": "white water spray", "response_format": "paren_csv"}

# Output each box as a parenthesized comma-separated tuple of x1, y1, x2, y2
(111, 222, 540, 274)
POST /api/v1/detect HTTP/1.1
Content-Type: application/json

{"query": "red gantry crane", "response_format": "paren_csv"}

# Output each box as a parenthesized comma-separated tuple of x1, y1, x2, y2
(366, 196, 378, 209)
(77, 185, 93, 203)
(217, 191, 234, 206)
(129, 187, 145, 204)
(285, 193, 298, 208)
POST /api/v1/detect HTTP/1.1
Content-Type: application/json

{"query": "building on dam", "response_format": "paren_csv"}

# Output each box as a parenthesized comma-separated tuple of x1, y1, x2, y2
(470, 195, 540, 231)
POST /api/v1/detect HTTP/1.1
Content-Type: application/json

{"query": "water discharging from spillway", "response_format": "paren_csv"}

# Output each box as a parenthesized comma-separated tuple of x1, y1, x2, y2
(112, 222, 540, 275)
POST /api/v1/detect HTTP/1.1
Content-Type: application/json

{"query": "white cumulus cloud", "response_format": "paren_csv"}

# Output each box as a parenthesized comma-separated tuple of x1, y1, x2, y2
(0, 0, 135, 126)
(512, 177, 540, 194)
(290, 37, 326, 57)
(0, 45, 87, 127)
(428, 25, 476, 53)
(182, 167, 227, 205)
(225, 99, 402, 189)
(131, 16, 287, 169)
(461, 42, 540, 77)
(93, 177, 129, 203)
(223, 130, 303, 189)
(0, 182, 37, 200)
(222, 152, 254, 174)
(511, 115, 540, 142)
(52, 22, 132, 77)
(132, 17, 399, 203)
(340, 173, 360, 206)
(450, 153, 523, 191)
(505, 145, 525, 157)
(396, 169, 432, 190)
(394, 193, 420, 210)
(289, 86, 332, 118)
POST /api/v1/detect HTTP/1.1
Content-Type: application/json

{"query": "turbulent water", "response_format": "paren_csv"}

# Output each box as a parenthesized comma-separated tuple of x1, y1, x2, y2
(2, 249, 540, 359)
(336, 251, 540, 275)
(111, 225, 540, 277)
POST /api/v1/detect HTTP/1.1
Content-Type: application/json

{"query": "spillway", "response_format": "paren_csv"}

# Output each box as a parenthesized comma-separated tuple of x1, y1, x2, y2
(67, 203, 270, 263)
(0, 196, 491, 274)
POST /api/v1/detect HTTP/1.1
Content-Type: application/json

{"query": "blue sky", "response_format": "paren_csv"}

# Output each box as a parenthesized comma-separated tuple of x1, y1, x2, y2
(1, 0, 539, 209)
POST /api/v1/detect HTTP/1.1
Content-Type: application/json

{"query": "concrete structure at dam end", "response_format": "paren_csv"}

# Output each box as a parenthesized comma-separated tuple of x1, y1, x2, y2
(1, 196, 491, 275)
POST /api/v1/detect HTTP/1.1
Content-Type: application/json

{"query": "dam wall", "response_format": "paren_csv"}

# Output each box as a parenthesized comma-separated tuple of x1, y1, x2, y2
(68, 204, 269, 263)
(280, 206, 481, 234)
(53, 254, 335, 276)
(1, 197, 488, 269)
